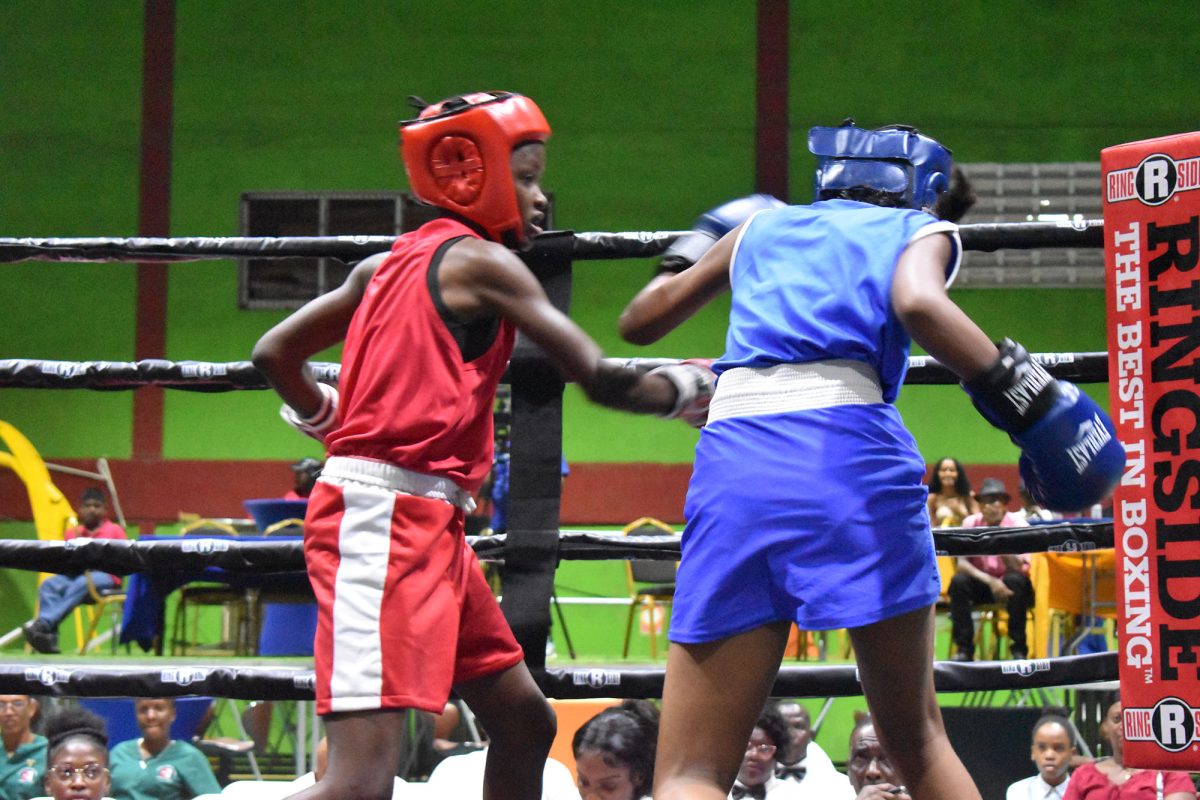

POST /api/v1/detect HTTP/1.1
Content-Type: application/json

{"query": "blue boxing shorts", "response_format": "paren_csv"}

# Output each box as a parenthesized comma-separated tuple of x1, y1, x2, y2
(669, 403, 941, 643)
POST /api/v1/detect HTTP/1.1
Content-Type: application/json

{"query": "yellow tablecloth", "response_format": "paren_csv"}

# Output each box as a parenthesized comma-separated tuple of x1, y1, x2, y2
(1029, 549, 1116, 658)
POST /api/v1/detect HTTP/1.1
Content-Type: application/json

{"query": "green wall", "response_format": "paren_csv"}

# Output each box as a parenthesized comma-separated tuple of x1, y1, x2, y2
(3, 0, 1198, 466)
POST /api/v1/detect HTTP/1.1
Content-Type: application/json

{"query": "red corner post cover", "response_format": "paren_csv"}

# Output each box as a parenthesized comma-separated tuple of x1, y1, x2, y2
(1103, 131, 1200, 770)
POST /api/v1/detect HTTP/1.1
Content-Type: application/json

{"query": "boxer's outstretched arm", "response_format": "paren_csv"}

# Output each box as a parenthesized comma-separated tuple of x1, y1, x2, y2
(618, 225, 738, 345)
(438, 238, 680, 416)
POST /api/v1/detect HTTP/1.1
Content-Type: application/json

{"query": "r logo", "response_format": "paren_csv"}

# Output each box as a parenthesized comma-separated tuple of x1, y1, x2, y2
(1136, 154, 1178, 206)
(1151, 697, 1195, 752)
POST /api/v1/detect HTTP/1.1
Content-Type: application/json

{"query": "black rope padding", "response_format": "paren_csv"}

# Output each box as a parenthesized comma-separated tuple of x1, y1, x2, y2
(0, 523, 1112, 576)
(0, 538, 307, 575)
(0, 664, 315, 700)
(0, 220, 1104, 265)
(0, 352, 1110, 391)
(957, 220, 1103, 252)
(0, 359, 341, 392)
(0, 651, 1116, 700)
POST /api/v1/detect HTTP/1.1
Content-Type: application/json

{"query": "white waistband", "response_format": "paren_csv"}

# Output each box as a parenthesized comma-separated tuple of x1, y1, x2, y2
(708, 360, 884, 423)
(320, 456, 476, 513)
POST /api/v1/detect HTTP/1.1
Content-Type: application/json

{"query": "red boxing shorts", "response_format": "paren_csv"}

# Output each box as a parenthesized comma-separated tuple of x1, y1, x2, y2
(304, 464, 523, 715)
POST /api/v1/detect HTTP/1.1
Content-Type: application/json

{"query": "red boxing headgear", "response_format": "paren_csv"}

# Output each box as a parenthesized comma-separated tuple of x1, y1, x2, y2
(400, 91, 551, 248)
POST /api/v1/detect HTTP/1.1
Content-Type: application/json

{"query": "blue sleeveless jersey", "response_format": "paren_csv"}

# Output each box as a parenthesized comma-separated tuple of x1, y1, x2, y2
(669, 199, 957, 641)
(717, 199, 948, 403)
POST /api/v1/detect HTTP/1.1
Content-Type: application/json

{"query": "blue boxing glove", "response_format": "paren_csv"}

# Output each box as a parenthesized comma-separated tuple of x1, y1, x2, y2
(963, 339, 1124, 512)
(658, 194, 786, 275)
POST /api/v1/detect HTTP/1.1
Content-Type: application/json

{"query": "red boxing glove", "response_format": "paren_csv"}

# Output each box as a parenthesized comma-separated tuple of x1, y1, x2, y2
(649, 358, 716, 427)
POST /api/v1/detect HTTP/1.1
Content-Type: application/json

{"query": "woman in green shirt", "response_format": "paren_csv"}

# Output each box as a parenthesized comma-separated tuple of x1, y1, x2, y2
(108, 699, 219, 800)
(0, 695, 46, 800)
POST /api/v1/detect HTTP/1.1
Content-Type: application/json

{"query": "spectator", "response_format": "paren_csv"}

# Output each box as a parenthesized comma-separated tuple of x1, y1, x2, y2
(572, 700, 659, 800)
(1063, 696, 1195, 800)
(729, 704, 802, 799)
(925, 457, 979, 527)
(1014, 482, 1057, 524)
(283, 458, 322, 500)
(0, 694, 46, 800)
(773, 700, 853, 798)
(39, 707, 112, 800)
(949, 477, 1034, 661)
(23, 488, 127, 654)
(1006, 711, 1076, 800)
(847, 715, 911, 800)
(108, 698, 220, 800)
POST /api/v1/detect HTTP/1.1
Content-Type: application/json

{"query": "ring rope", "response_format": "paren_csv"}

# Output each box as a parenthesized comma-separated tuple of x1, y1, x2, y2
(0, 352, 1110, 391)
(0, 523, 1113, 576)
(0, 219, 1104, 265)
(0, 651, 1116, 701)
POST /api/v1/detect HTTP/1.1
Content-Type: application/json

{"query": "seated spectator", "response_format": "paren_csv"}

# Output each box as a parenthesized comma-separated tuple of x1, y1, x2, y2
(1063, 696, 1196, 800)
(109, 698, 220, 800)
(572, 699, 658, 800)
(37, 707, 113, 800)
(949, 477, 1034, 661)
(1, 694, 46, 800)
(283, 458, 322, 500)
(773, 700, 853, 798)
(730, 704, 802, 799)
(925, 457, 979, 527)
(846, 714, 910, 800)
(1006, 710, 1076, 800)
(23, 488, 127, 654)
(1014, 482, 1057, 524)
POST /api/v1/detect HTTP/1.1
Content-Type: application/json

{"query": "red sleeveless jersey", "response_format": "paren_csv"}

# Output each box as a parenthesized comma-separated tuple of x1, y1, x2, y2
(325, 218, 515, 493)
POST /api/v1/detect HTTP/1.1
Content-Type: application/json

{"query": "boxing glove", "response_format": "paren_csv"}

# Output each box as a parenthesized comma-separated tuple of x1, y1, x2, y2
(649, 359, 716, 428)
(279, 382, 339, 445)
(963, 339, 1124, 512)
(657, 194, 786, 275)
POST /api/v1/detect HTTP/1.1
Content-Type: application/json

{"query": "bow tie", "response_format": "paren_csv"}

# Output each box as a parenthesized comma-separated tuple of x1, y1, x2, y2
(777, 764, 807, 782)
(731, 783, 767, 799)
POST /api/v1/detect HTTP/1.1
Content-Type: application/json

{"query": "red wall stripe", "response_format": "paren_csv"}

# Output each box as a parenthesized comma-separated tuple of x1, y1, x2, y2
(755, 0, 790, 200)
(132, 0, 176, 461)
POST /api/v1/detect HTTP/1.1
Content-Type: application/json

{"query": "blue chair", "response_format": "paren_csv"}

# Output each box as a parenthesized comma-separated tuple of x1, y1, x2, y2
(78, 696, 213, 746)
(243, 499, 307, 536)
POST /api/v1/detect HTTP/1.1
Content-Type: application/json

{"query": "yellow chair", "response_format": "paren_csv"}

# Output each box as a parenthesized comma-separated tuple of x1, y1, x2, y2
(72, 572, 128, 653)
(620, 517, 678, 660)
(263, 518, 305, 537)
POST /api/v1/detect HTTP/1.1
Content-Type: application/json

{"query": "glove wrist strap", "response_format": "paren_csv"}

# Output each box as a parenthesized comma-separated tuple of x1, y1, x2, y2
(964, 339, 1059, 433)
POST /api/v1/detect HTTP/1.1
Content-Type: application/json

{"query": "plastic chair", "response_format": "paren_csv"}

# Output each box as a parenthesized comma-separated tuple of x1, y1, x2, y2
(263, 518, 305, 537)
(78, 696, 213, 746)
(243, 499, 308, 533)
(620, 517, 678, 660)
(72, 572, 128, 654)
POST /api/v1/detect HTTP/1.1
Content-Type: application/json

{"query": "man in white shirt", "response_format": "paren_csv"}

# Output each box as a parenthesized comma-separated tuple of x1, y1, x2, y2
(774, 700, 854, 799)
(1005, 713, 1075, 800)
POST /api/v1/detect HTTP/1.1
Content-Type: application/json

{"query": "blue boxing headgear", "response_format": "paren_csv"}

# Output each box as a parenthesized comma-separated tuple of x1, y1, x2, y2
(809, 120, 953, 211)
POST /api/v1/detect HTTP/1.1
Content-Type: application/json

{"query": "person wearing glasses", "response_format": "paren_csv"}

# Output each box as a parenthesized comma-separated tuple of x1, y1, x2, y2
(729, 705, 802, 799)
(1, 695, 46, 800)
(108, 698, 220, 800)
(948, 477, 1033, 661)
(37, 707, 112, 800)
